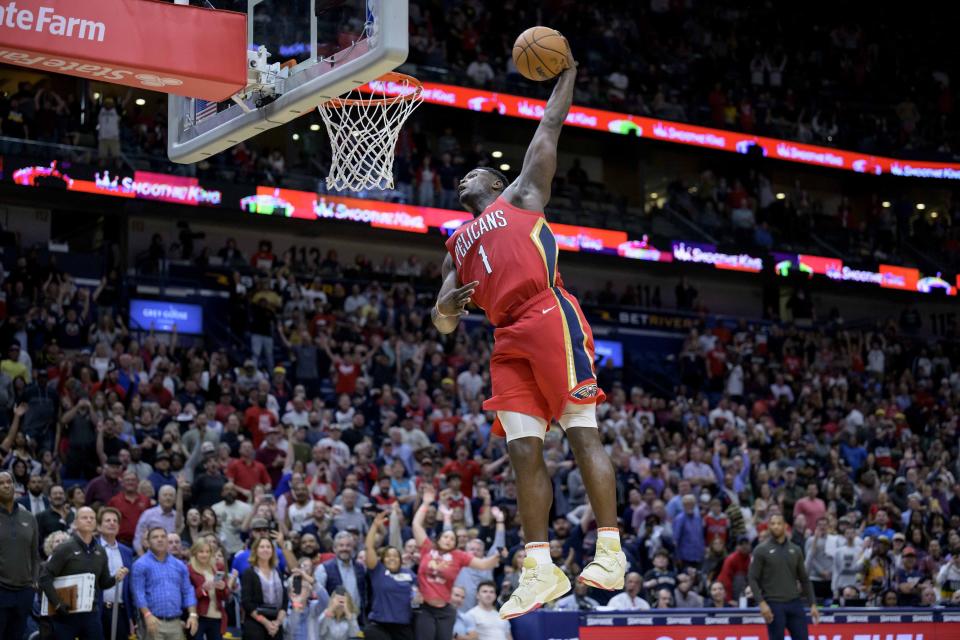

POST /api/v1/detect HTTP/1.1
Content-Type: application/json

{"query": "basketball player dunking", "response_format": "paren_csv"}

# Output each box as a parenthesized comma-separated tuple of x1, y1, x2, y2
(432, 44, 626, 619)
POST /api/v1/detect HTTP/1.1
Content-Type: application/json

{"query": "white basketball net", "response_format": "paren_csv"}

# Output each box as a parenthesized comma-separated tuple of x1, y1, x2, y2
(317, 74, 423, 191)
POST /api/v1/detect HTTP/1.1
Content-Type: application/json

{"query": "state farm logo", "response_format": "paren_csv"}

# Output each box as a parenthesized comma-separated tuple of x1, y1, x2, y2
(135, 74, 183, 88)
(0, 50, 186, 89)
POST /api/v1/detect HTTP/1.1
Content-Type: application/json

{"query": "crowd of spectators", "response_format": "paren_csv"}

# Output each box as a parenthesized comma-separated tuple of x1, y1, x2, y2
(2, 229, 960, 640)
(406, 0, 958, 160)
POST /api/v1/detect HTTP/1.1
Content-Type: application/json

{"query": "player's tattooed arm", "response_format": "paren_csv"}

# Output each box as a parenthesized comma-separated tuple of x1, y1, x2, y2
(433, 254, 478, 334)
(503, 39, 577, 213)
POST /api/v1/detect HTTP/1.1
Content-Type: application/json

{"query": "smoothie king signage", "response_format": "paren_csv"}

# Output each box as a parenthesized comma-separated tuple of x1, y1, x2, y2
(360, 79, 960, 181)
(6, 157, 958, 299)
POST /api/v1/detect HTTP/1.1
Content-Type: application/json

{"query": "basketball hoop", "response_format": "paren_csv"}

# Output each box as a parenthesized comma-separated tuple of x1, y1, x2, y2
(317, 71, 423, 191)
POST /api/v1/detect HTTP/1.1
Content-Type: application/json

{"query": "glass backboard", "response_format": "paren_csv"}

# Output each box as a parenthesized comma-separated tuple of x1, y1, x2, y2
(168, 0, 408, 164)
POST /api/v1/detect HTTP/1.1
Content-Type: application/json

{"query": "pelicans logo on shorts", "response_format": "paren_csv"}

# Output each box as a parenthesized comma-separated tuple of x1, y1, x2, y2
(571, 383, 599, 401)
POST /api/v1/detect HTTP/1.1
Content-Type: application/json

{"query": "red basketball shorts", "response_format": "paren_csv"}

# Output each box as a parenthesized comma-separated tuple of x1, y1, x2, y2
(483, 286, 606, 437)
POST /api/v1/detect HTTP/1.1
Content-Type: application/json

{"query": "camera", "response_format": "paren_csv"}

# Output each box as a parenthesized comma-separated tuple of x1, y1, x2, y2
(292, 575, 303, 593)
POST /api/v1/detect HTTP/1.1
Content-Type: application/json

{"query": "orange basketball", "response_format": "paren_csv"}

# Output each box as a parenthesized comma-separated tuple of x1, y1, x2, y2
(512, 26, 570, 81)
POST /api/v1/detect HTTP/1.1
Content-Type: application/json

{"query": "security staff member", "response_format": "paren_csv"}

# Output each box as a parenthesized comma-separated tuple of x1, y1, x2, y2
(39, 506, 129, 640)
(0, 471, 41, 640)
(748, 513, 820, 640)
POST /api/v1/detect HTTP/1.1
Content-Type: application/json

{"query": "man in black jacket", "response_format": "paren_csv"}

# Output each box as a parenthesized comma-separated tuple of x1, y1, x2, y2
(39, 506, 128, 640)
(748, 514, 819, 640)
(0, 471, 40, 640)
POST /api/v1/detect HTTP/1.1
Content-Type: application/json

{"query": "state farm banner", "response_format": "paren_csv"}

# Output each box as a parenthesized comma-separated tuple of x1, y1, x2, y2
(0, 0, 246, 100)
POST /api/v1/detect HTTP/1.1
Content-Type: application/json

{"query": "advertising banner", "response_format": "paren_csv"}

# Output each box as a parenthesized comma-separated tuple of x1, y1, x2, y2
(578, 610, 958, 640)
(4, 155, 957, 301)
(509, 609, 959, 640)
(129, 299, 203, 334)
(580, 621, 945, 640)
(362, 78, 960, 182)
(13, 162, 224, 207)
(0, 0, 246, 100)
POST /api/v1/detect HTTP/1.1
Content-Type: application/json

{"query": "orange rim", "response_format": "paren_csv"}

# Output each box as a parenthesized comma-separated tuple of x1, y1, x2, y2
(320, 71, 422, 108)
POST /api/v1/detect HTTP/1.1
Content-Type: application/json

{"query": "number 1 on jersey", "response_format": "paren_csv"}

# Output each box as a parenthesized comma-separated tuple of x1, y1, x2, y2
(478, 244, 493, 274)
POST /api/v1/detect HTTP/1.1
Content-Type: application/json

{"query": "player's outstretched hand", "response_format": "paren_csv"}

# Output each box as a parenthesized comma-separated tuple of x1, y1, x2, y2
(437, 280, 479, 318)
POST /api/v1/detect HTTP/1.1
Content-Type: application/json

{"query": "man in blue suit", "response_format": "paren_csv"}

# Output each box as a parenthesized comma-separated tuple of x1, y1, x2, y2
(97, 507, 134, 640)
(316, 530, 367, 621)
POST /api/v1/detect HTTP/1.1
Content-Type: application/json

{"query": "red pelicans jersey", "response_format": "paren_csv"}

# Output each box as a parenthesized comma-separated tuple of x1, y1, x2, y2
(444, 196, 560, 326)
(444, 196, 604, 432)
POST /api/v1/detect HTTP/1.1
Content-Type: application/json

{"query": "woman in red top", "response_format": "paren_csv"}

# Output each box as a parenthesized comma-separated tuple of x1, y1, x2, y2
(412, 485, 500, 640)
(187, 540, 232, 640)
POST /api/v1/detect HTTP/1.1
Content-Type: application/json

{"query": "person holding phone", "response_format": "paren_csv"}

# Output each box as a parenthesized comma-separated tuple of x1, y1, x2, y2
(187, 540, 232, 640)
(241, 536, 288, 639)
(313, 587, 360, 640)
(284, 558, 316, 640)
(364, 509, 417, 640)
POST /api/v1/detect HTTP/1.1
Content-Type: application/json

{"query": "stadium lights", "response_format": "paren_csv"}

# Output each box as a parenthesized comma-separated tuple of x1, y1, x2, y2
(916, 203, 926, 210)
(882, 201, 891, 208)
(310, 124, 320, 132)
(499, 163, 510, 171)
(931, 211, 939, 219)
(492, 150, 503, 159)
(650, 192, 659, 199)
(93, 92, 101, 100)
(292, 134, 300, 141)
(775, 192, 786, 200)
(135, 98, 146, 106)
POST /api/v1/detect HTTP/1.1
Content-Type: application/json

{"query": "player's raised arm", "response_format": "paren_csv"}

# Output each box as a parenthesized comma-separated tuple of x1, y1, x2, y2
(432, 253, 478, 334)
(503, 44, 577, 212)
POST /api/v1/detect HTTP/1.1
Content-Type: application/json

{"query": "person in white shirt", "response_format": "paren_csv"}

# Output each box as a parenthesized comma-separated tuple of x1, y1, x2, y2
(317, 431, 351, 467)
(281, 396, 311, 429)
(466, 54, 496, 87)
(831, 521, 864, 597)
(401, 417, 432, 451)
(457, 363, 484, 407)
(725, 361, 744, 398)
(707, 399, 735, 428)
(769, 375, 795, 403)
(211, 483, 252, 556)
(607, 572, 650, 610)
(285, 484, 315, 533)
(466, 581, 511, 640)
(97, 97, 121, 158)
